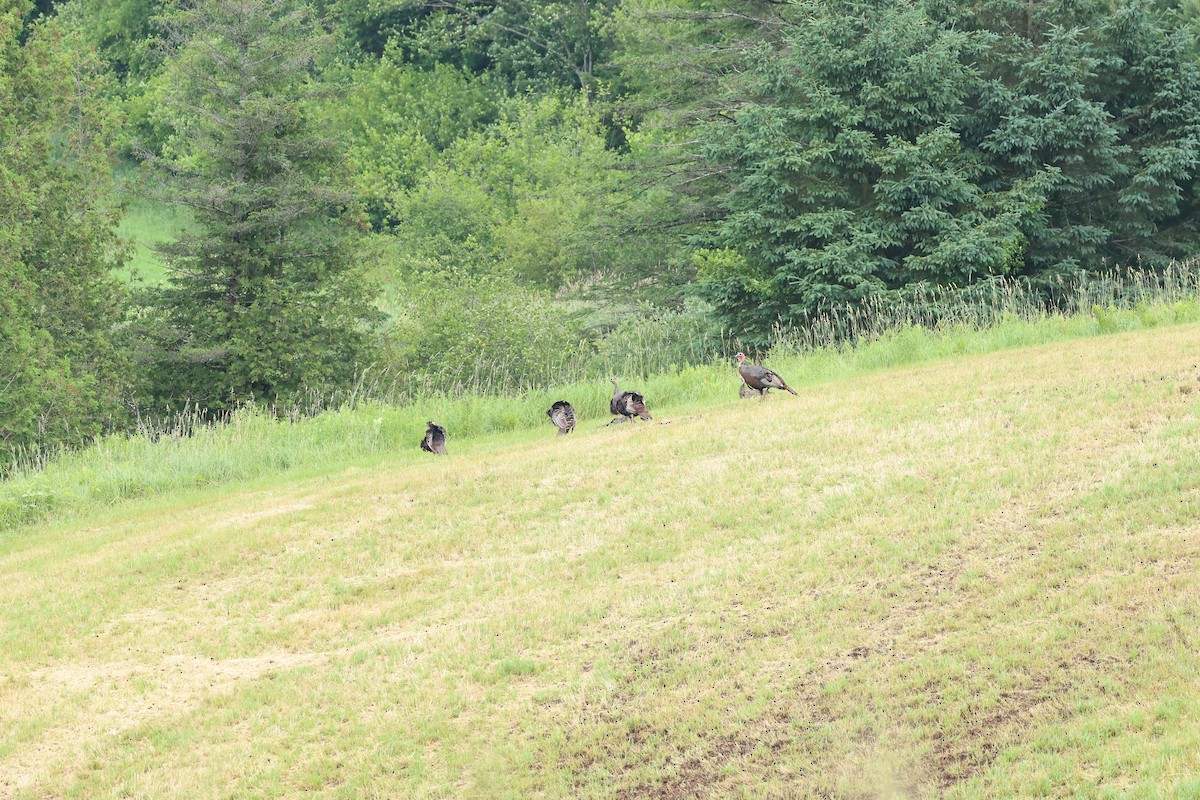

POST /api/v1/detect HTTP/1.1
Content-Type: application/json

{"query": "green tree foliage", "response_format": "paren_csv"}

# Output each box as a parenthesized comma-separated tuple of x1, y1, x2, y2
(136, 0, 379, 411)
(695, 1, 1048, 332)
(383, 269, 588, 391)
(56, 0, 170, 155)
(952, 0, 1200, 274)
(0, 0, 130, 466)
(324, 51, 499, 226)
(339, 0, 621, 94)
(689, 0, 1200, 337)
(607, 0, 795, 295)
(387, 92, 636, 288)
(614, 0, 787, 126)
(56, 0, 163, 80)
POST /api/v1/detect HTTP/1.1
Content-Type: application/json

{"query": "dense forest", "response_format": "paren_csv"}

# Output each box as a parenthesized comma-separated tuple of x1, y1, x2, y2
(3, 0, 1200, 463)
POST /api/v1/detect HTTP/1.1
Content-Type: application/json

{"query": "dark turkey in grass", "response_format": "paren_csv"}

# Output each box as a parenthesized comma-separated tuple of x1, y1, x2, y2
(420, 421, 447, 454)
(546, 400, 576, 435)
(609, 377, 652, 424)
(736, 352, 798, 397)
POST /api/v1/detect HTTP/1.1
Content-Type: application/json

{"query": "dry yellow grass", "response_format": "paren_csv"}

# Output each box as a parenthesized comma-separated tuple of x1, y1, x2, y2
(3, 324, 1200, 798)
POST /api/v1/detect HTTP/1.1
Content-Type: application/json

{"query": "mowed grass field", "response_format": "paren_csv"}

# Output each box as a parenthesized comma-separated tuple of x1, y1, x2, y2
(3, 325, 1200, 798)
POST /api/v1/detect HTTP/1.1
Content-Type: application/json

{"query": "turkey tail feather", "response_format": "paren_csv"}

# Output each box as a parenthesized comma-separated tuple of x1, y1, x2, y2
(630, 395, 651, 420)
(548, 400, 576, 434)
(423, 423, 447, 454)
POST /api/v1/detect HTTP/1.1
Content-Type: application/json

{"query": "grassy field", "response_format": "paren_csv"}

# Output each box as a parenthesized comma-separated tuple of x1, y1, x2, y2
(7, 301, 1200, 532)
(112, 197, 192, 285)
(3, 324, 1200, 798)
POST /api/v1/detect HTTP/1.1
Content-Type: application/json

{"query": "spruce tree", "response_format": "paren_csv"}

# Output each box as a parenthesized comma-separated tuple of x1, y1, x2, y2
(960, 0, 1200, 274)
(687, 0, 1200, 338)
(139, 0, 378, 411)
(697, 0, 1053, 333)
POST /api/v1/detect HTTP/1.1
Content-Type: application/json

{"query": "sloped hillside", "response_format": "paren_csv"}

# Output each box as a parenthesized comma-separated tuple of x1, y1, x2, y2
(3, 325, 1200, 799)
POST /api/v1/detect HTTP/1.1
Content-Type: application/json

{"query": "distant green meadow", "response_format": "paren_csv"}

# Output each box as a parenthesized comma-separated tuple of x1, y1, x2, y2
(112, 196, 192, 286)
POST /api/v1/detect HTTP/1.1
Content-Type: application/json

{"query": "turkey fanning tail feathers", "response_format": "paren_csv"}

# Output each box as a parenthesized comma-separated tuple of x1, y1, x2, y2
(609, 378, 652, 423)
(421, 421, 447, 454)
(735, 353, 798, 397)
(547, 400, 576, 435)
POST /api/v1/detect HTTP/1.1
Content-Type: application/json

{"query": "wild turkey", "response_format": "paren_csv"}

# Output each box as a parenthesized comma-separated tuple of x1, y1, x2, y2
(739, 383, 763, 399)
(420, 421, 447, 454)
(546, 400, 576, 435)
(736, 352, 798, 397)
(609, 377, 652, 424)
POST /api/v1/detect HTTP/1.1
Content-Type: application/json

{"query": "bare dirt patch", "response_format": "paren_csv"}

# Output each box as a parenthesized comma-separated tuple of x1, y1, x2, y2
(927, 676, 1058, 791)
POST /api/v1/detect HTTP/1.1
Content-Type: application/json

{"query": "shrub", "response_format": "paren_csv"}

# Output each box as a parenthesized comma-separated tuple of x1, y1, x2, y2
(381, 270, 589, 394)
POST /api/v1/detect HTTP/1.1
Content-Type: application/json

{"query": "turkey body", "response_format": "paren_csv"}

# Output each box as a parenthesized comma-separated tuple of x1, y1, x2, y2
(546, 400, 576, 435)
(609, 378, 652, 423)
(420, 421, 447, 454)
(735, 353, 798, 396)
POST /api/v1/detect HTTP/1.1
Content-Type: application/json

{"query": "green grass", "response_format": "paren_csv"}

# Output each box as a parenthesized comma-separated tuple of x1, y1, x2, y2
(112, 196, 193, 285)
(2, 321, 1200, 797)
(5, 299, 1200, 532)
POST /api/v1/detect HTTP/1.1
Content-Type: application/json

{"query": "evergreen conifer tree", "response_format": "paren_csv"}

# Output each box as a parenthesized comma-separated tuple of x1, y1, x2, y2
(139, 0, 379, 410)
(1, 0, 130, 465)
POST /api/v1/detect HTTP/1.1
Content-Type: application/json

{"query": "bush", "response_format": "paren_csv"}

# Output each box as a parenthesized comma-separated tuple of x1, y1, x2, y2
(326, 55, 499, 226)
(588, 299, 726, 379)
(381, 270, 590, 393)
(385, 92, 634, 289)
